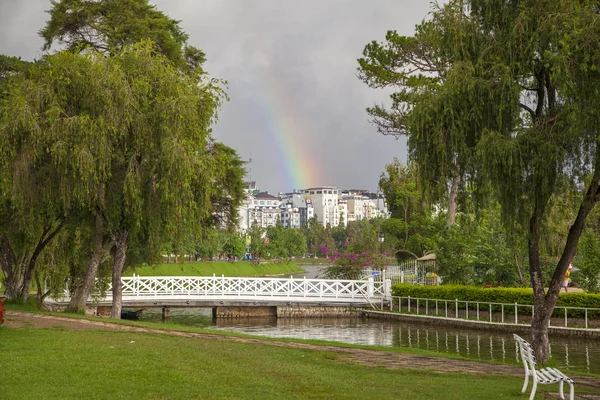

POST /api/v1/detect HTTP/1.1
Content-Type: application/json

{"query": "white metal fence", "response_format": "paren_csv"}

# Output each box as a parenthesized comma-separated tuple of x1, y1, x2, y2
(389, 295, 600, 330)
(362, 259, 439, 285)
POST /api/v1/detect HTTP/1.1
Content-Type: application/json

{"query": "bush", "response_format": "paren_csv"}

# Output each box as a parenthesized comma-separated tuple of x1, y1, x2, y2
(391, 284, 600, 317)
(574, 231, 600, 293)
(0, 300, 5, 324)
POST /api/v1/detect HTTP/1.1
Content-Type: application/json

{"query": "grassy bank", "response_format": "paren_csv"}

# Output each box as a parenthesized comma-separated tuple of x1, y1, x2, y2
(1, 325, 538, 400)
(124, 260, 304, 277)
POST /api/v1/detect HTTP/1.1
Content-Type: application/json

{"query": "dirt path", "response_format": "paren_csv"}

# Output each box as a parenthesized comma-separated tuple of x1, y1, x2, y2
(5, 311, 600, 395)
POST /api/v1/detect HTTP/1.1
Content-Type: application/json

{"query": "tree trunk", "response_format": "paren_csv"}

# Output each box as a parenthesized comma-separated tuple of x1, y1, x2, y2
(18, 220, 65, 303)
(514, 254, 526, 287)
(3, 266, 23, 300)
(1, 236, 21, 299)
(529, 172, 600, 361)
(528, 210, 552, 361)
(68, 214, 112, 313)
(446, 170, 461, 229)
(110, 231, 128, 319)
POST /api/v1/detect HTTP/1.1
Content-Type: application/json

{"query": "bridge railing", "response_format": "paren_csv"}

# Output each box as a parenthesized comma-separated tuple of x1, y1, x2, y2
(86, 275, 391, 303)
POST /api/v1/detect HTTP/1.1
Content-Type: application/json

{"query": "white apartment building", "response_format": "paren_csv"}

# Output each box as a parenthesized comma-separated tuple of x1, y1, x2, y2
(302, 187, 342, 227)
(337, 199, 348, 227)
(249, 192, 281, 228)
(343, 190, 389, 222)
(235, 183, 388, 232)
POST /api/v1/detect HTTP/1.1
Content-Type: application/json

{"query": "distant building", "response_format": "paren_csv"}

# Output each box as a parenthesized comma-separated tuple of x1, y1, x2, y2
(249, 192, 281, 228)
(302, 187, 341, 227)
(280, 191, 314, 228)
(236, 181, 258, 232)
(342, 189, 388, 222)
(234, 182, 388, 232)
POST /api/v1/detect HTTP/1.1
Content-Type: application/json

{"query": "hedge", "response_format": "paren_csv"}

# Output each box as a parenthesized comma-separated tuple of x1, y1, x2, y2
(391, 284, 600, 317)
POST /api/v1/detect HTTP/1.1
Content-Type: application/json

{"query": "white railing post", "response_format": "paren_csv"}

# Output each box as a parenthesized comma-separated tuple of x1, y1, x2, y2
(303, 276, 307, 297)
(367, 277, 374, 299)
(455, 299, 458, 318)
(385, 279, 391, 301)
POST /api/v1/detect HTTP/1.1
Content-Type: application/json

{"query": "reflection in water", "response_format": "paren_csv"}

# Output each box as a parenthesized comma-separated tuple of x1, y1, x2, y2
(136, 307, 600, 374)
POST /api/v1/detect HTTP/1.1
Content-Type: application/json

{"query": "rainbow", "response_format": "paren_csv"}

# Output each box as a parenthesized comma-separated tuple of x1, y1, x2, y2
(247, 47, 319, 192)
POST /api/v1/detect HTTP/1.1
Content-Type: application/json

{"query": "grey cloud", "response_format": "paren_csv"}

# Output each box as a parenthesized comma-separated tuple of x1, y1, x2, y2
(0, 0, 434, 193)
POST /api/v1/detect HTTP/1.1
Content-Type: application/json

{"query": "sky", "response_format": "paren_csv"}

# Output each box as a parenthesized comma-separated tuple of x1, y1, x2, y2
(0, 0, 436, 194)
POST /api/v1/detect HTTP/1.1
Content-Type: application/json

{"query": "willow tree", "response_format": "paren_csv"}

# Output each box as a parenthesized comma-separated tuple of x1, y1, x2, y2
(0, 43, 231, 317)
(38, 0, 238, 313)
(90, 43, 226, 318)
(358, 0, 600, 361)
(0, 55, 71, 301)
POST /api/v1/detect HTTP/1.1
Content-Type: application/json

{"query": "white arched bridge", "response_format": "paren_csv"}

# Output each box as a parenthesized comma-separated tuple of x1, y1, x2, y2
(53, 275, 392, 309)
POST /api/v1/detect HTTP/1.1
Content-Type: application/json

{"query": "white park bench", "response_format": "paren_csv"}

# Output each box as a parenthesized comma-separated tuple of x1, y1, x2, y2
(513, 334, 575, 400)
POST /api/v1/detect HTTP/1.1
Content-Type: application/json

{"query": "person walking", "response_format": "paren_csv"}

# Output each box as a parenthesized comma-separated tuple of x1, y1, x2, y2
(563, 265, 573, 293)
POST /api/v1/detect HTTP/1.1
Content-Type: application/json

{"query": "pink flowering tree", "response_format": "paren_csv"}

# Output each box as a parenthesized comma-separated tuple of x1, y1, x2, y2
(319, 246, 329, 258)
(323, 250, 384, 280)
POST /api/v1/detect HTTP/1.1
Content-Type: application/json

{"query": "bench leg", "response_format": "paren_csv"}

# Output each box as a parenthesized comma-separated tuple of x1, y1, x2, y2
(559, 381, 564, 399)
(521, 373, 529, 393)
(529, 380, 537, 400)
(568, 383, 574, 400)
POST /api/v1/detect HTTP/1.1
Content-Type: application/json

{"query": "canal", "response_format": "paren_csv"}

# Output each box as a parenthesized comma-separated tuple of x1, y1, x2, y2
(137, 307, 600, 374)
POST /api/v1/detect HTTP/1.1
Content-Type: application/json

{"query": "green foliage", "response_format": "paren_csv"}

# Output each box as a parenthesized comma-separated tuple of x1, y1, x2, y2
(248, 225, 266, 257)
(265, 224, 307, 258)
(437, 205, 526, 287)
(222, 235, 246, 259)
(345, 219, 380, 254)
(330, 224, 347, 252)
(203, 143, 246, 231)
(40, 0, 206, 75)
(574, 231, 600, 293)
(379, 160, 443, 257)
(359, 3, 600, 354)
(194, 229, 230, 259)
(302, 216, 327, 255)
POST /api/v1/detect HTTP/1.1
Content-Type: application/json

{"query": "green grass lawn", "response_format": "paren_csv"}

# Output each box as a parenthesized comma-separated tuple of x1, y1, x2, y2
(1, 325, 548, 400)
(125, 261, 304, 277)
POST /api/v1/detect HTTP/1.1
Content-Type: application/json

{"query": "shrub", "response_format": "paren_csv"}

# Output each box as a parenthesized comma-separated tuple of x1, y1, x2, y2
(0, 300, 5, 324)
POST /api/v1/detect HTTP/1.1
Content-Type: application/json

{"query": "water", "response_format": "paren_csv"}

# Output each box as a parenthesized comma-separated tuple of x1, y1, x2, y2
(137, 307, 600, 374)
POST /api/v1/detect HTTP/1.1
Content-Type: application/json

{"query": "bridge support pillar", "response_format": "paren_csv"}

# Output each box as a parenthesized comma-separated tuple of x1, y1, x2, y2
(162, 306, 171, 322)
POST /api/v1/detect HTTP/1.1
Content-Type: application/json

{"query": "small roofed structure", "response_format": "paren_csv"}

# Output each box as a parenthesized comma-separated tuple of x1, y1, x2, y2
(416, 252, 436, 262)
